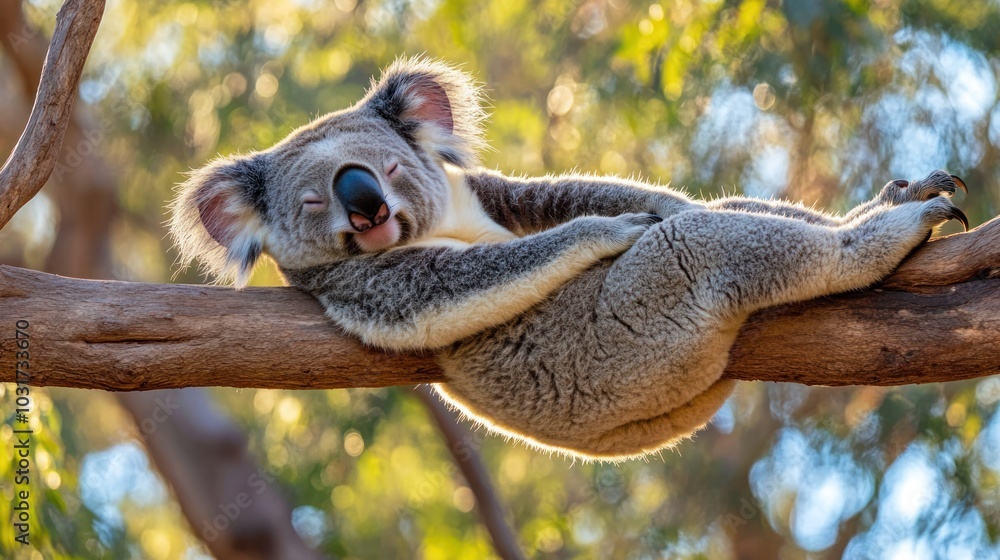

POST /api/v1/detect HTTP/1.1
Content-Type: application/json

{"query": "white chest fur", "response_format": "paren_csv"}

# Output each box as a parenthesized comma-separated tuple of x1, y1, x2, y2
(404, 166, 519, 250)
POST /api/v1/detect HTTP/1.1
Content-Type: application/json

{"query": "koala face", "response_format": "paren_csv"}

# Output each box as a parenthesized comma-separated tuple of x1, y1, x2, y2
(256, 111, 452, 265)
(170, 58, 485, 287)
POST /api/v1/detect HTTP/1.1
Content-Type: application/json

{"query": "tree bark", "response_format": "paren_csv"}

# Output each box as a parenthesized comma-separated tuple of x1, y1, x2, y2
(1, 216, 997, 390)
(0, 0, 105, 229)
(116, 389, 325, 560)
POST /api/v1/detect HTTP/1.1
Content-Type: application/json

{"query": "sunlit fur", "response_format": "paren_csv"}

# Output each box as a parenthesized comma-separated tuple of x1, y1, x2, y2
(169, 155, 269, 287)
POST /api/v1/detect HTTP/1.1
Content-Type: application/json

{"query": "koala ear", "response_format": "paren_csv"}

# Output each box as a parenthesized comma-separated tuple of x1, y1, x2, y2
(364, 56, 487, 168)
(169, 154, 269, 288)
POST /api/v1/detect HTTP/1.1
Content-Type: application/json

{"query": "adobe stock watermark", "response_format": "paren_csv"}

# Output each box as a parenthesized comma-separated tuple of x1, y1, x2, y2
(133, 395, 181, 439)
(720, 496, 764, 535)
(3, 20, 41, 56)
(49, 89, 149, 183)
(50, 122, 112, 183)
(200, 467, 277, 542)
(10, 320, 33, 546)
(717, 476, 781, 537)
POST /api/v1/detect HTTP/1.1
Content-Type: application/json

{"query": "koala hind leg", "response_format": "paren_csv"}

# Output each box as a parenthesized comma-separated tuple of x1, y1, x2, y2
(651, 196, 964, 314)
(576, 197, 964, 456)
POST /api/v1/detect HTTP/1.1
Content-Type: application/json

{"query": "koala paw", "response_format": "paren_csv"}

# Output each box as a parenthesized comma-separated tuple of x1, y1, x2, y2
(585, 213, 664, 256)
(919, 196, 970, 232)
(879, 170, 968, 205)
(616, 212, 665, 241)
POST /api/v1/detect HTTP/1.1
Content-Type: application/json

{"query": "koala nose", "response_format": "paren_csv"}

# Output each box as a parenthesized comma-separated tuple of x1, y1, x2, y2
(333, 167, 390, 232)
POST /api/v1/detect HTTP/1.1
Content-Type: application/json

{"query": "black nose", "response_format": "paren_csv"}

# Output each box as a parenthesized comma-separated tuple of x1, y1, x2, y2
(333, 167, 390, 232)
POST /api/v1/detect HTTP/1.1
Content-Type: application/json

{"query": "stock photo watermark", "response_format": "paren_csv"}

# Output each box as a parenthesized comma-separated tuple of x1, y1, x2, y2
(10, 320, 33, 546)
(200, 467, 277, 542)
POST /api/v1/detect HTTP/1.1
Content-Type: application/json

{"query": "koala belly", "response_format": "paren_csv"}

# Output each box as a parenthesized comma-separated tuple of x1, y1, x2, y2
(433, 260, 739, 460)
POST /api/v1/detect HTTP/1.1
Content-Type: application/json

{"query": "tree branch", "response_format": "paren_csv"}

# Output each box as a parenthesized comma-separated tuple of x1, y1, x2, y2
(1, 217, 997, 389)
(414, 386, 525, 560)
(0, 0, 105, 229)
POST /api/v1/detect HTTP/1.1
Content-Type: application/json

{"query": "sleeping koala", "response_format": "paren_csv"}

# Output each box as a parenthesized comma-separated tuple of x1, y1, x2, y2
(170, 58, 968, 460)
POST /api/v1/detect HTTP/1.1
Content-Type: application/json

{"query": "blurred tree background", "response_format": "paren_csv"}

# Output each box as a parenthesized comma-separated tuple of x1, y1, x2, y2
(2, 0, 1000, 558)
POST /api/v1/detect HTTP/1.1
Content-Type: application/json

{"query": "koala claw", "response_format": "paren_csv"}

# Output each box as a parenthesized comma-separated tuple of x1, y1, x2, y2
(912, 170, 967, 199)
(950, 174, 969, 194)
(948, 205, 970, 231)
(921, 197, 970, 232)
(883, 170, 969, 205)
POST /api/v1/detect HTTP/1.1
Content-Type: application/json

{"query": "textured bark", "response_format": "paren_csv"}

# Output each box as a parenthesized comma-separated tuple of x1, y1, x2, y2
(0, 0, 106, 229)
(728, 216, 1000, 385)
(1, 0, 118, 292)
(727, 278, 999, 385)
(1, 216, 997, 390)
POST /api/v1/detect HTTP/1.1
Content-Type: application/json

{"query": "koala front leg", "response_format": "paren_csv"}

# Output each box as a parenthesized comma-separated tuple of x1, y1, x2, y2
(706, 197, 840, 225)
(282, 213, 662, 351)
(709, 171, 968, 228)
(466, 169, 698, 234)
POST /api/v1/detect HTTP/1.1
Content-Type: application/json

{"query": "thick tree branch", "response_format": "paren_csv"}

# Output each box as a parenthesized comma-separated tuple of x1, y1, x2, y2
(0, 0, 105, 229)
(1, 217, 997, 389)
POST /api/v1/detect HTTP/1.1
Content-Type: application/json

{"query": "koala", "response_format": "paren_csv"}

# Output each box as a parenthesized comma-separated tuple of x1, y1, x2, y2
(170, 58, 968, 460)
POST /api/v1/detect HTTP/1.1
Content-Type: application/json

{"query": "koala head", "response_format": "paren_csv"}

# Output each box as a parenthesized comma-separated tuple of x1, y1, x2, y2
(169, 57, 486, 287)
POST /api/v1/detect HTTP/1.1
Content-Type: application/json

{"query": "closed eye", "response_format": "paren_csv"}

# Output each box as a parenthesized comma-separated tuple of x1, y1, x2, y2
(301, 192, 326, 212)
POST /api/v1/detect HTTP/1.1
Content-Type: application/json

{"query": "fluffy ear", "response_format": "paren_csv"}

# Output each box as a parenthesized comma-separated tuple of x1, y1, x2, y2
(168, 154, 269, 288)
(364, 56, 487, 168)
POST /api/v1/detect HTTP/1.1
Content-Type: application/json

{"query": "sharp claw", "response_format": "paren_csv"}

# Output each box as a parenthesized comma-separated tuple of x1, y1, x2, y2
(893, 179, 909, 188)
(950, 174, 968, 194)
(949, 206, 970, 231)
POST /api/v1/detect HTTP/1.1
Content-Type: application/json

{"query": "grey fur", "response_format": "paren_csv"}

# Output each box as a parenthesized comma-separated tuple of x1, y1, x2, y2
(170, 57, 968, 460)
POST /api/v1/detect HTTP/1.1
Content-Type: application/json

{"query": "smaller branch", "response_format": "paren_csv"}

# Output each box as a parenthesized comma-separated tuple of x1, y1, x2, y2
(414, 386, 525, 560)
(0, 0, 118, 280)
(0, 0, 106, 230)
